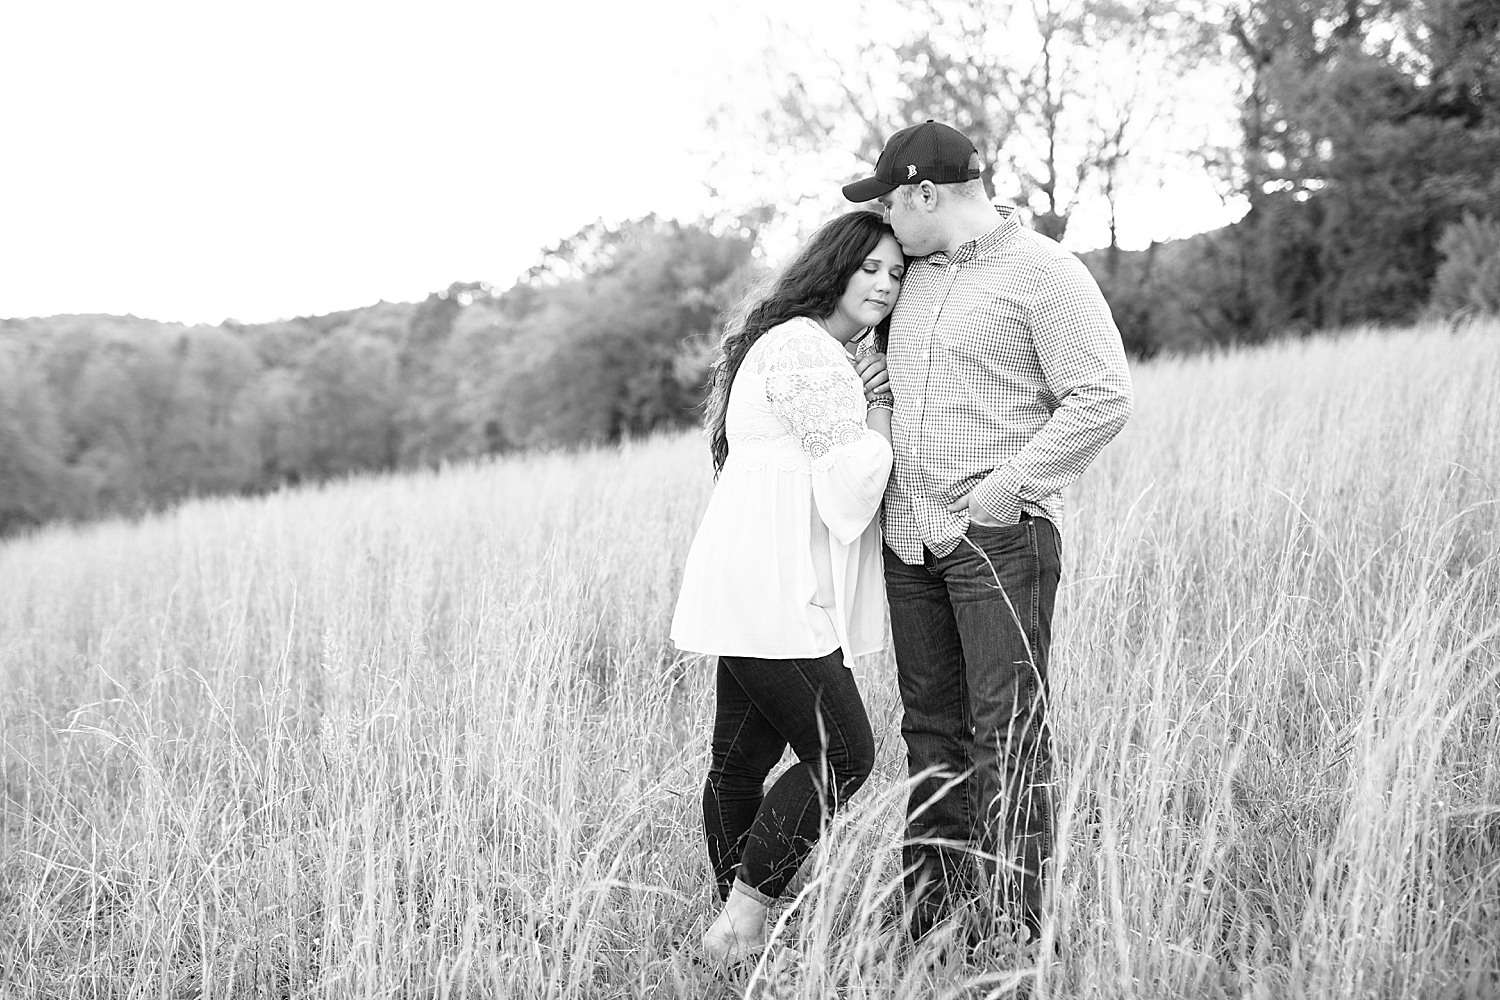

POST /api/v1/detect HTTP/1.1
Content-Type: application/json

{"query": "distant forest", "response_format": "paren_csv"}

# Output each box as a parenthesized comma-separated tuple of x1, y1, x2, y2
(0, 218, 754, 536)
(3, 0, 1498, 537)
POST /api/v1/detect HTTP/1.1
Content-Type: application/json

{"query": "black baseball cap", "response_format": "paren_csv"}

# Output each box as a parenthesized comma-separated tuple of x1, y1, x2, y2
(842, 120, 981, 202)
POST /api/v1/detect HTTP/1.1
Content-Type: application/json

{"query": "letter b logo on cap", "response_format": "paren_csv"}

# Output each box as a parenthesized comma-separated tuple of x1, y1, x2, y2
(906, 165, 918, 179)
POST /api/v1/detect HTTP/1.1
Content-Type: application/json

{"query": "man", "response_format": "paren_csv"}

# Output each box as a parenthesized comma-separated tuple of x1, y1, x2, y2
(842, 120, 1133, 944)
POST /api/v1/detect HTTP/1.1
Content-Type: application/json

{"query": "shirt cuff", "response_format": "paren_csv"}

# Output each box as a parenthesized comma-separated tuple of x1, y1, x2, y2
(975, 466, 1025, 525)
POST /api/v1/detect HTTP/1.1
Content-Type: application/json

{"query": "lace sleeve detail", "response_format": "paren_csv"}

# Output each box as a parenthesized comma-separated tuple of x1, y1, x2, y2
(760, 321, 868, 467)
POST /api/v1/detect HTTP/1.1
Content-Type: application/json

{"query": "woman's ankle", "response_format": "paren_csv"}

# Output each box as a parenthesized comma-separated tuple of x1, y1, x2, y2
(703, 882, 772, 959)
(725, 880, 772, 921)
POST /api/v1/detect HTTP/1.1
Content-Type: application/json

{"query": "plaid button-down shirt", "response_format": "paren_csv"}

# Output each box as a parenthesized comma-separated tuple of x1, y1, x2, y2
(883, 206, 1134, 563)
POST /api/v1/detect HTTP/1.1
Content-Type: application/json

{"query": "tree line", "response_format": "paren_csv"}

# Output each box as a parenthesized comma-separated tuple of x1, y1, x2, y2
(1099, 0, 1500, 353)
(727, 0, 1499, 354)
(3, 0, 1497, 536)
(0, 217, 755, 536)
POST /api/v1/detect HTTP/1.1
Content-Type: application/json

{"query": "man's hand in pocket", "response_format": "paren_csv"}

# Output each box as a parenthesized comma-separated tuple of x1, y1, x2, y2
(946, 490, 1005, 527)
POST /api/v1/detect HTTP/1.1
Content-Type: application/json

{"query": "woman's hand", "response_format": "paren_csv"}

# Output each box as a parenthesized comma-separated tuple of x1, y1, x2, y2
(853, 352, 890, 401)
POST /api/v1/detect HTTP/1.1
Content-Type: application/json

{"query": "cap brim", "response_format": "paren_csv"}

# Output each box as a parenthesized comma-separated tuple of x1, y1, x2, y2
(842, 176, 899, 202)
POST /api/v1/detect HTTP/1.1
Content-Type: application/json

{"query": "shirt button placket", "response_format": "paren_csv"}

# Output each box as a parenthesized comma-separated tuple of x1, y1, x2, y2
(917, 259, 961, 549)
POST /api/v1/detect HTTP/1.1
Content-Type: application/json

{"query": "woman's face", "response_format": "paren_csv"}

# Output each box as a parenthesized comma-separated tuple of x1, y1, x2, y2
(831, 234, 905, 338)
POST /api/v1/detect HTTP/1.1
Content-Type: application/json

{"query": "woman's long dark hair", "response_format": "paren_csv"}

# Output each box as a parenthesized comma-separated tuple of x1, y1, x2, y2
(705, 210, 898, 475)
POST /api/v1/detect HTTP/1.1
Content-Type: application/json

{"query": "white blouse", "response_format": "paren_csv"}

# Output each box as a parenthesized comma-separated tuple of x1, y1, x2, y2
(671, 317, 894, 666)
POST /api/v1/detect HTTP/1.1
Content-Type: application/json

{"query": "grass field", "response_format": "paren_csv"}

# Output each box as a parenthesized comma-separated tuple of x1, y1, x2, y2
(3, 322, 1499, 998)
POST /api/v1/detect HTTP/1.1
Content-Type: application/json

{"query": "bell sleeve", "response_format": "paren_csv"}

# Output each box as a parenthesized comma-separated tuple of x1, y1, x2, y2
(764, 324, 894, 545)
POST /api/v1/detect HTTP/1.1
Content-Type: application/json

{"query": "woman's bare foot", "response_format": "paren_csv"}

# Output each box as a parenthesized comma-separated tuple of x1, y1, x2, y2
(702, 883, 770, 964)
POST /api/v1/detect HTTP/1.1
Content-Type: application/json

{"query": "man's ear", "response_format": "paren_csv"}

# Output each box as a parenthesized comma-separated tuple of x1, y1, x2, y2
(917, 180, 940, 211)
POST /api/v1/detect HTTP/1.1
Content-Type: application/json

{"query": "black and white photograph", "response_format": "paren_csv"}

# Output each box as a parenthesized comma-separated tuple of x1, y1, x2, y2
(2, 0, 1498, 996)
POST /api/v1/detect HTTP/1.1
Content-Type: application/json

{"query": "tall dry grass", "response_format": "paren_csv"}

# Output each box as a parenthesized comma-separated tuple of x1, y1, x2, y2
(1, 322, 1497, 998)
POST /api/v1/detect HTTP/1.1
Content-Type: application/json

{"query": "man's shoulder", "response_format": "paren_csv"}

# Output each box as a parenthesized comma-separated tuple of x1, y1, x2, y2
(910, 224, 1078, 276)
(996, 229, 1104, 307)
(1008, 226, 1077, 269)
(898, 221, 1092, 301)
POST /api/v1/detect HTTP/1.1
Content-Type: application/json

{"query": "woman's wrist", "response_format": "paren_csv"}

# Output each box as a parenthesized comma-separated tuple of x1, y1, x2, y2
(866, 394, 894, 411)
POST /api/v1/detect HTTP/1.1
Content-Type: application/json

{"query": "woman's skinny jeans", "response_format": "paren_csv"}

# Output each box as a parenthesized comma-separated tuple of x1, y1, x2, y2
(702, 650, 875, 904)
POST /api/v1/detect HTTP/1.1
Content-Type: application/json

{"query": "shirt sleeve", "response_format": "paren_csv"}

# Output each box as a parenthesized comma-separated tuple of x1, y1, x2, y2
(764, 323, 894, 544)
(974, 253, 1134, 522)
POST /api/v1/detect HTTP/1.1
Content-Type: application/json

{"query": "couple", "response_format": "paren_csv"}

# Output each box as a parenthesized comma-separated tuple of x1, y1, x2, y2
(670, 120, 1134, 964)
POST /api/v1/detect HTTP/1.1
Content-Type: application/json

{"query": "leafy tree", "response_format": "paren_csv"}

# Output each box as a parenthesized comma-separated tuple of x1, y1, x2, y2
(298, 328, 401, 476)
(1430, 213, 1500, 318)
(67, 329, 197, 509)
(242, 366, 312, 486)
(1217, 0, 1500, 336)
(1406, 0, 1500, 124)
(0, 343, 71, 535)
(170, 326, 261, 496)
(486, 216, 756, 449)
(228, 317, 322, 369)
(397, 284, 493, 466)
(0, 216, 759, 531)
(712, 0, 1213, 242)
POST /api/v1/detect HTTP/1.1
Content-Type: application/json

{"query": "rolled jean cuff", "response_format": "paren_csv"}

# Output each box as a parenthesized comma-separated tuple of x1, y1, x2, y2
(732, 877, 778, 907)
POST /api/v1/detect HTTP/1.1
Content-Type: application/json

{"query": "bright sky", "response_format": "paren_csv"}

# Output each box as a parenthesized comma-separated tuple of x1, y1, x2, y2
(0, 0, 1243, 326)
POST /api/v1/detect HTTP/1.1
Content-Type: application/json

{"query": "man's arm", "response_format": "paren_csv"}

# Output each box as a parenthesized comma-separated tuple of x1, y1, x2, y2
(971, 253, 1134, 524)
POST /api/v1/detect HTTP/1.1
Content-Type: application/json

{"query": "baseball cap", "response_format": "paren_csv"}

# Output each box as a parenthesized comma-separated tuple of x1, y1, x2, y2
(841, 120, 981, 202)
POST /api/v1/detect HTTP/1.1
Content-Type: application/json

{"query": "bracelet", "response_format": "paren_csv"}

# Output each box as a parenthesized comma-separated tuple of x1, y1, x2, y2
(866, 395, 894, 411)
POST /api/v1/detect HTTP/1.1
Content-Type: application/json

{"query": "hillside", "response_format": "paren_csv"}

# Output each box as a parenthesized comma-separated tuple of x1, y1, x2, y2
(3, 322, 1497, 995)
(0, 217, 756, 537)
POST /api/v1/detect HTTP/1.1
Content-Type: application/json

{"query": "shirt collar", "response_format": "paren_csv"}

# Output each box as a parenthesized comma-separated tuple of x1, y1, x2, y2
(926, 205, 1020, 266)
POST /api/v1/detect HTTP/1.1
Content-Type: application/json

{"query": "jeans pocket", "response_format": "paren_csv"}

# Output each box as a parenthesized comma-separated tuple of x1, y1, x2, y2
(966, 519, 1030, 546)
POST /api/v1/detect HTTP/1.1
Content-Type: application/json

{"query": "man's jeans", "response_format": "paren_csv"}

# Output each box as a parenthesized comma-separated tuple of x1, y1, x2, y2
(883, 514, 1061, 940)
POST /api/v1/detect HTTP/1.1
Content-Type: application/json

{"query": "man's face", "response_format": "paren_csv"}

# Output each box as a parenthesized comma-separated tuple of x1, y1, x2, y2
(879, 186, 937, 256)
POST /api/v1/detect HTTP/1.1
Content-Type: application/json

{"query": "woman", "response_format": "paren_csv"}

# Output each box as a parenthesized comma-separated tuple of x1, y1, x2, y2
(670, 210, 903, 964)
